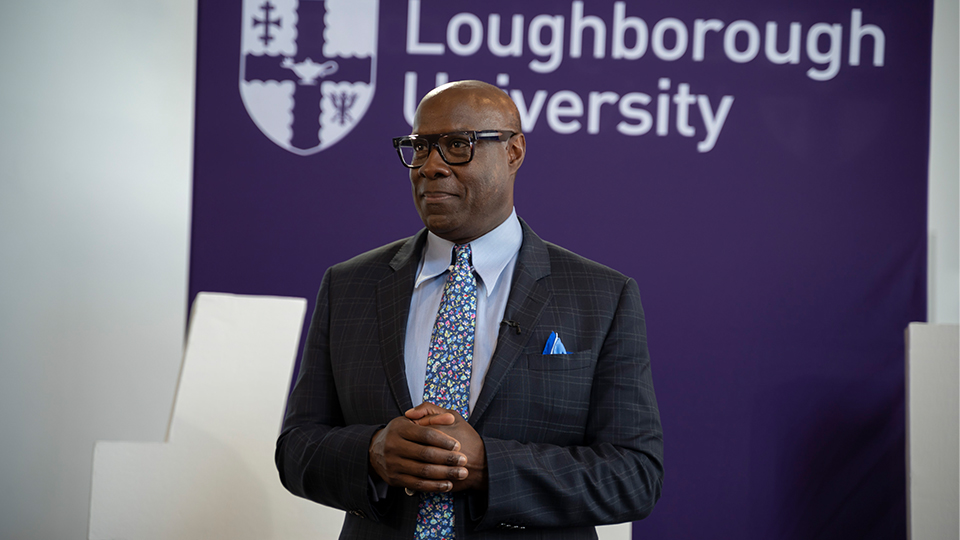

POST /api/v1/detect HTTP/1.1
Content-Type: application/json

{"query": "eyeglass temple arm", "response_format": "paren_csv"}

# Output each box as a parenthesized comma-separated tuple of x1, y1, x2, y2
(474, 131, 516, 142)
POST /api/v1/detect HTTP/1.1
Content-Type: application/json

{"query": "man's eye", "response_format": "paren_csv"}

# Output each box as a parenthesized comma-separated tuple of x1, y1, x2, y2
(448, 138, 469, 149)
(412, 140, 429, 152)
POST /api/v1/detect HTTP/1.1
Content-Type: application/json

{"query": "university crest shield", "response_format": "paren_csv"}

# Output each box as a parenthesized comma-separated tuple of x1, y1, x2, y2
(240, 0, 378, 155)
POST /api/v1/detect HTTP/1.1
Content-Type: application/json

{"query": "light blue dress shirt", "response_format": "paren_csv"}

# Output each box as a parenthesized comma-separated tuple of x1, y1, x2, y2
(404, 209, 523, 414)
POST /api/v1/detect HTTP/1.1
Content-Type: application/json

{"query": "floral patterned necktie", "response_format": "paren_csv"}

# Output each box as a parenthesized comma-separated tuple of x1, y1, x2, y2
(416, 243, 477, 540)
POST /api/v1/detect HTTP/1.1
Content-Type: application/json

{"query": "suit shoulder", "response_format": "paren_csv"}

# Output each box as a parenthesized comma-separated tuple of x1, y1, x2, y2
(543, 241, 632, 284)
(327, 236, 416, 281)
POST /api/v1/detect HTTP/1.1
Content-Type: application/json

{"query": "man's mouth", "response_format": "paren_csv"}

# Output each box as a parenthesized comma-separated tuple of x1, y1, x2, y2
(421, 191, 458, 202)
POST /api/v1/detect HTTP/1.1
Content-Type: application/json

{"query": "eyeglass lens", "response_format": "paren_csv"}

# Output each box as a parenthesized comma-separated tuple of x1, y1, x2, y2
(399, 133, 473, 166)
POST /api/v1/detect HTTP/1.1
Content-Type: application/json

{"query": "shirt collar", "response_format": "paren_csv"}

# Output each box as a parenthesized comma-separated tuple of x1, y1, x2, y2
(415, 208, 522, 297)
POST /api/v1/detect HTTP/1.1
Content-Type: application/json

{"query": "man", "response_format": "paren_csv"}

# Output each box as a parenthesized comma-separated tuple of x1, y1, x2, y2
(276, 80, 663, 539)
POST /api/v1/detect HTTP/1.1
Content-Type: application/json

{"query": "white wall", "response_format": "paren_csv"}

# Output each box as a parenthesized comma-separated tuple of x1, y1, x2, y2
(929, 0, 960, 325)
(0, 1, 954, 539)
(0, 1, 196, 538)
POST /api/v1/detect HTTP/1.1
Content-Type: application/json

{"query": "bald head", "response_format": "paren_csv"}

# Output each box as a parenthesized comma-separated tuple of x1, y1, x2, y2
(414, 80, 522, 134)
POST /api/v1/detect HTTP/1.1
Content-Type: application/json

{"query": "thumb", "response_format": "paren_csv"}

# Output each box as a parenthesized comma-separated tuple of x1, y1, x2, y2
(405, 401, 456, 425)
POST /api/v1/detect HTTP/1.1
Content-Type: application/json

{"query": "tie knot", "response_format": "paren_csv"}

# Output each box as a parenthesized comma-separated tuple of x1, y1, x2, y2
(453, 243, 472, 269)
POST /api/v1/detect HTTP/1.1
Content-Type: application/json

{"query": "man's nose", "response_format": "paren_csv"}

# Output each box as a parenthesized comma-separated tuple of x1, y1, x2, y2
(418, 144, 451, 178)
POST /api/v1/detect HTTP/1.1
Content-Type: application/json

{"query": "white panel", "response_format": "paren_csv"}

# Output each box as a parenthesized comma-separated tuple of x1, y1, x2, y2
(89, 293, 345, 539)
(905, 323, 959, 540)
(597, 522, 632, 540)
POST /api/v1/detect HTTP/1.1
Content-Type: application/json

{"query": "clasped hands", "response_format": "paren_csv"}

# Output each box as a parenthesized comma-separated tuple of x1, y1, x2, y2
(369, 402, 486, 494)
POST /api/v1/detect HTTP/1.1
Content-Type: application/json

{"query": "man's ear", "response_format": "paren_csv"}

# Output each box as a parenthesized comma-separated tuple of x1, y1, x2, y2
(506, 133, 526, 171)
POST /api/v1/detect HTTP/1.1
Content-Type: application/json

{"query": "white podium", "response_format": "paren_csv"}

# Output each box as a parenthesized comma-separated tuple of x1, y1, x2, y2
(89, 293, 344, 539)
(905, 323, 959, 540)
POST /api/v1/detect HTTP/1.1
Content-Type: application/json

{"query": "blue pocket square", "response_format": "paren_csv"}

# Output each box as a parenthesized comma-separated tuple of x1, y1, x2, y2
(543, 331, 570, 354)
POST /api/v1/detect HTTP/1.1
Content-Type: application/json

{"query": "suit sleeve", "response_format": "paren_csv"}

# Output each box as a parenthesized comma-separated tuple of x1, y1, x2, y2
(275, 269, 388, 521)
(472, 277, 664, 530)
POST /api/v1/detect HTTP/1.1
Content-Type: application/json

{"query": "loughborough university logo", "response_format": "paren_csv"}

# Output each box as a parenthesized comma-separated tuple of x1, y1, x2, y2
(240, 0, 378, 156)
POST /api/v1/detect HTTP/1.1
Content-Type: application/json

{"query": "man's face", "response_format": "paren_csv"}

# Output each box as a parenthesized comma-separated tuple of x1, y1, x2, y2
(410, 90, 518, 244)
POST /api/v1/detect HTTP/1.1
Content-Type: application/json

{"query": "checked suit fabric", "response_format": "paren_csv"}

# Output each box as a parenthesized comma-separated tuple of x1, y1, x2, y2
(416, 243, 477, 539)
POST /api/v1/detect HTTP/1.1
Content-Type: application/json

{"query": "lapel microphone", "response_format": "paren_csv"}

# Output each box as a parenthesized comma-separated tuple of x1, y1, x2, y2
(501, 320, 521, 335)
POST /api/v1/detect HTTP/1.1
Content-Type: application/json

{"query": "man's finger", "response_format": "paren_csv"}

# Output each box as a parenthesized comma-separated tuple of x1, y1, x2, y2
(404, 422, 461, 452)
(402, 439, 467, 467)
(405, 401, 453, 420)
(392, 459, 468, 482)
(394, 475, 454, 493)
(410, 412, 456, 426)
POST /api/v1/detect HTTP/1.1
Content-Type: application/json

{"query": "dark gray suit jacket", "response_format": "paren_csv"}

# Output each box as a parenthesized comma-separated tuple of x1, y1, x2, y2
(276, 221, 663, 539)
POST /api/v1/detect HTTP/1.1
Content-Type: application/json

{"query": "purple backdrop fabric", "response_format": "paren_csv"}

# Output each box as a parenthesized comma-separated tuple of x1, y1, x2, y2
(190, 1, 931, 537)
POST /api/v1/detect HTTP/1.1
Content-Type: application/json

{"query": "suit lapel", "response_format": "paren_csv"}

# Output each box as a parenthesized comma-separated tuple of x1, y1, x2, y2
(376, 231, 426, 414)
(470, 221, 552, 424)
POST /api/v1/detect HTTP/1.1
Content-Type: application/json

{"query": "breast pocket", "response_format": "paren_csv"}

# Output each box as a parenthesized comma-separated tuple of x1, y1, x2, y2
(527, 349, 595, 371)
(521, 350, 595, 443)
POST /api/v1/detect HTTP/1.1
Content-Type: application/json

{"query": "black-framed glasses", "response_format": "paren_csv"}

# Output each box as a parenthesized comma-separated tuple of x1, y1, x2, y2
(392, 130, 516, 168)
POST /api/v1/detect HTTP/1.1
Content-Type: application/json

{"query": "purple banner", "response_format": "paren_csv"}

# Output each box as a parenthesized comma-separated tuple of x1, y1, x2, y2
(190, 0, 931, 537)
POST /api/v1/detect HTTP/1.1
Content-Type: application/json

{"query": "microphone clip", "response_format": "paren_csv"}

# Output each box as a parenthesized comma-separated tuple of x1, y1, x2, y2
(502, 320, 521, 335)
